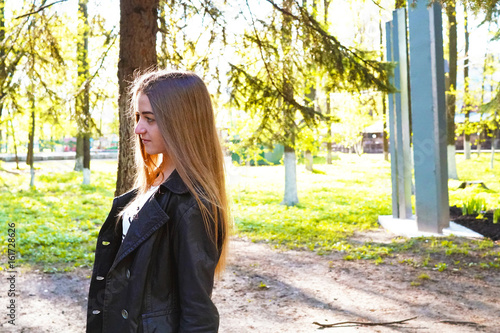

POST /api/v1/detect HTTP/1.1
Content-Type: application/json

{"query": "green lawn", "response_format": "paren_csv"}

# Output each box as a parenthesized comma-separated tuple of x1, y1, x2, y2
(0, 160, 116, 272)
(0, 154, 498, 272)
(231, 154, 393, 252)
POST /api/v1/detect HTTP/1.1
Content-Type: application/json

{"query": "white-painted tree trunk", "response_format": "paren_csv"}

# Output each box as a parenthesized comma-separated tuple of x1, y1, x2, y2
(83, 168, 91, 185)
(30, 167, 35, 187)
(447, 145, 459, 179)
(464, 139, 471, 160)
(305, 150, 313, 172)
(477, 142, 481, 157)
(74, 156, 83, 172)
(283, 151, 298, 206)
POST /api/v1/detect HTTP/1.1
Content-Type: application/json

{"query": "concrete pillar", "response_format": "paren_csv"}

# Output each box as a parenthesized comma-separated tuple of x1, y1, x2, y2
(385, 20, 399, 218)
(386, 9, 413, 219)
(408, 0, 450, 233)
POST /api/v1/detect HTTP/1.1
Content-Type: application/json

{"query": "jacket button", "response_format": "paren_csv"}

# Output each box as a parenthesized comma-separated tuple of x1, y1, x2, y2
(126, 269, 131, 279)
(102, 240, 110, 246)
(96, 276, 104, 281)
(121, 309, 128, 319)
(92, 310, 101, 315)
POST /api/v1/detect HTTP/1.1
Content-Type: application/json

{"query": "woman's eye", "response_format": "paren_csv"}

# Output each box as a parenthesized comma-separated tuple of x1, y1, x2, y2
(146, 118, 155, 123)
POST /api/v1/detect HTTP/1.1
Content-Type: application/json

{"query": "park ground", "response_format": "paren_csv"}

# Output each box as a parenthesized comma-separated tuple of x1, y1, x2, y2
(1, 155, 499, 332)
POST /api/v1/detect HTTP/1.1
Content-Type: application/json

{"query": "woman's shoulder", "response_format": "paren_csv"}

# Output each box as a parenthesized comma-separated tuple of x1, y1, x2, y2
(112, 188, 139, 207)
(159, 169, 190, 196)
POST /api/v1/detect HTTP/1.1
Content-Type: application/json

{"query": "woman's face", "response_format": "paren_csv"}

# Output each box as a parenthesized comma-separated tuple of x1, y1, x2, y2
(134, 92, 168, 156)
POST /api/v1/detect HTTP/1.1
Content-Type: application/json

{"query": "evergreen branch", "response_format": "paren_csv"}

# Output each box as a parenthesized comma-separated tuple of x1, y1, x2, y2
(265, 0, 393, 93)
(244, 0, 327, 124)
(15, 0, 69, 20)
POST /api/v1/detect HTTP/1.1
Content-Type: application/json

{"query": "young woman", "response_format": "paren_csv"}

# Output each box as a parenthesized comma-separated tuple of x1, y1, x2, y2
(87, 70, 230, 333)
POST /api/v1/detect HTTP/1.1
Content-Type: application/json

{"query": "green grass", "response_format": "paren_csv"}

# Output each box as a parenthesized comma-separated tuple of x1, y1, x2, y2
(0, 153, 499, 272)
(232, 154, 392, 255)
(448, 153, 500, 209)
(0, 160, 116, 272)
(232, 153, 500, 266)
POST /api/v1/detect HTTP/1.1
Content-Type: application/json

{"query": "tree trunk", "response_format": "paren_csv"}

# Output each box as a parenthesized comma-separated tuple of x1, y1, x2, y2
(326, 92, 333, 164)
(303, 0, 316, 172)
(0, 104, 3, 153)
(446, 1, 458, 179)
(74, 135, 84, 171)
(479, 24, 490, 159)
(27, 21, 36, 187)
(283, 146, 298, 206)
(463, 5, 471, 160)
(83, 133, 91, 184)
(0, 0, 4, 153)
(75, 0, 91, 183)
(324, 0, 333, 164)
(27, 93, 35, 187)
(282, 0, 298, 206)
(305, 149, 313, 171)
(492, 112, 498, 170)
(8, 118, 19, 169)
(477, 136, 481, 156)
(116, 0, 159, 196)
(379, 16, 389, 161)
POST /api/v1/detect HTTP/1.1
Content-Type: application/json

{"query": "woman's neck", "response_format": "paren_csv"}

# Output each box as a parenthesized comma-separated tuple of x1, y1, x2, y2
(162, 162, 176, 180)
(153, 155, 175, 186)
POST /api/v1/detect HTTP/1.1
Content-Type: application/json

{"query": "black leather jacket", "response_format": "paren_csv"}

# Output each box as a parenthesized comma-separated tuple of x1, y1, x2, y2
(87, 170, 221, 332)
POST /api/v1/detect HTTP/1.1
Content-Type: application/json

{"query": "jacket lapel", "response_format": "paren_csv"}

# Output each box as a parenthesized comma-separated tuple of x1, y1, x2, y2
(110, 195, 170, 271)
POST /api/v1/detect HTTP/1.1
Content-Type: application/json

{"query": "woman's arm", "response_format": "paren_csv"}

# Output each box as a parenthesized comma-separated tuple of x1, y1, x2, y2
(173, 203, 220, 332)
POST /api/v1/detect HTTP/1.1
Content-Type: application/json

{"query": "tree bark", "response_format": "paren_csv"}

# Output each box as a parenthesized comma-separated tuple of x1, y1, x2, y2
(116, 0, 159, 196)
(74, 135, 84, 171)
(446, 1, 458, 179)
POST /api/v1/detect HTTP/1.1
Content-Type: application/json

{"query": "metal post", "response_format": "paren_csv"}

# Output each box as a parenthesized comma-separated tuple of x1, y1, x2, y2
(408, 0, 450, 233)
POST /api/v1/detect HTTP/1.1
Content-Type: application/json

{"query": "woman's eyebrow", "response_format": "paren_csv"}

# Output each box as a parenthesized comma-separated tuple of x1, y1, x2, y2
(138, 111, 154, 115)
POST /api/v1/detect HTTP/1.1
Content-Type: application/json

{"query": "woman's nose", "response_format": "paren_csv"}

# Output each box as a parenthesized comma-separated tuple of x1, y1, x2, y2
(135, 121, 146, 135)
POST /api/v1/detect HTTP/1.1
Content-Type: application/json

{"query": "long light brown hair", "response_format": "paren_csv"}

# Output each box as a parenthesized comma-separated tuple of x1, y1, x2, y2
(129, 69, 230, 276)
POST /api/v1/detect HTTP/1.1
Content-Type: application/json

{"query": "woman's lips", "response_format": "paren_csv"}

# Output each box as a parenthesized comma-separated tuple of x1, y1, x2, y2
(141, 139, 151, 143)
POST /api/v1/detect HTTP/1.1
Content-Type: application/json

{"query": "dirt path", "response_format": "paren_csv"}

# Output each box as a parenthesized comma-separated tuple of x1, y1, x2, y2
(1, 234, 499, 332)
